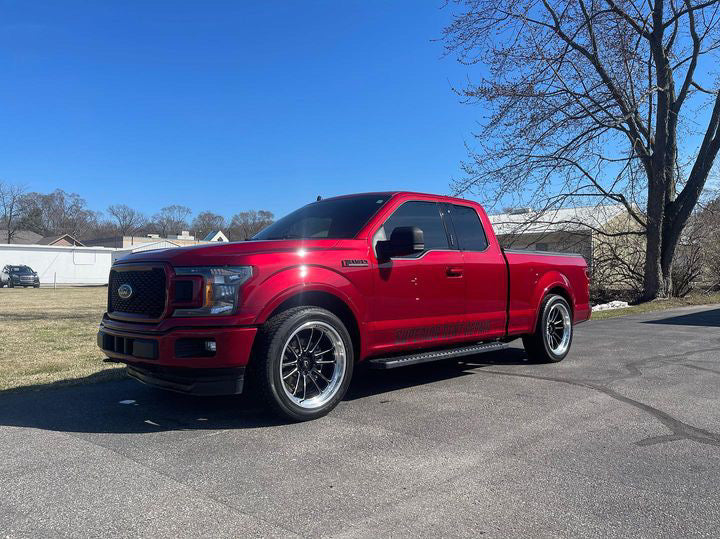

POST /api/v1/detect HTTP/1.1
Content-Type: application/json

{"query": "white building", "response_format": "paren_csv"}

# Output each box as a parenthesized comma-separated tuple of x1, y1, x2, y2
(0, 244, 117, 286)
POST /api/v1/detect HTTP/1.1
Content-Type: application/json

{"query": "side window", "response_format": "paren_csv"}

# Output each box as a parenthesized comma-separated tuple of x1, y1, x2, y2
(381, 201, 449, 254)
(451, 205, 489, 251)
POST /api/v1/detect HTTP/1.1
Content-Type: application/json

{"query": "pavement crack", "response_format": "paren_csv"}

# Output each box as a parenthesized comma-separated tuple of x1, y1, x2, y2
(585, 345, 720, 385)
(681, 363, 720, 376)
(479, 369, 720, 448)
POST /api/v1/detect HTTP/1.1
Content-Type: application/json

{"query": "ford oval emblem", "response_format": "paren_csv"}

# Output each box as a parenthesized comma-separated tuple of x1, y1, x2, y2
(117, 283, 133, 300)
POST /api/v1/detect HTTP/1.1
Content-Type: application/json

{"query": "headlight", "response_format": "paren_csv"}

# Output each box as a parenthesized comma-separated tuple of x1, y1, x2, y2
(172, 266, 253, 316)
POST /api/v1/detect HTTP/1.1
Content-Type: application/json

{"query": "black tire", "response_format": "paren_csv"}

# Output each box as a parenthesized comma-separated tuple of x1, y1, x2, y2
(522, 294, 573, 363)
(8, 282, 13, 288)
(253, 306, 354, 421)
(33, 285, 40, 288)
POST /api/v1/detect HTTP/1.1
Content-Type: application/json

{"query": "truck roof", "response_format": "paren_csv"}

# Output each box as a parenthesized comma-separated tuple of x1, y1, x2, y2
(320, 191, 477, 205)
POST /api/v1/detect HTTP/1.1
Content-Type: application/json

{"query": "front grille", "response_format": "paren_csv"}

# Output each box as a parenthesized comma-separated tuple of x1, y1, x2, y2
(108, 267, 166, 319)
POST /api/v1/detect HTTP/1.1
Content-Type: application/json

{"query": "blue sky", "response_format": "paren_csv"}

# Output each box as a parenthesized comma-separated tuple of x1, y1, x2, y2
(0, 1, 479, 220)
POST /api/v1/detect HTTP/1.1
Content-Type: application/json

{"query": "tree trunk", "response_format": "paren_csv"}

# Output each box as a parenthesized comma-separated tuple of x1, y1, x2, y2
(641, 179, 667, 301)
(642, 227, 663, 301)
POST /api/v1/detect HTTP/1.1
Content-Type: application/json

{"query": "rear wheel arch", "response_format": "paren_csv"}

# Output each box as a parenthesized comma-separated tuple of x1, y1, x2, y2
(531, 271, 575, 329)
(546, 285, 574, 320)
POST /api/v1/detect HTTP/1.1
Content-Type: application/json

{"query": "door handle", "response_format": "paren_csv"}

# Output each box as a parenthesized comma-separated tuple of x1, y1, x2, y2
(446, 266, 463, 277)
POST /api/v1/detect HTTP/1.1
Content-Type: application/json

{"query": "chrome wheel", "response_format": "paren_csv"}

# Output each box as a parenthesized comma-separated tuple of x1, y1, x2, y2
(279, 321, 347, 410)
(545, 302, 571, 356)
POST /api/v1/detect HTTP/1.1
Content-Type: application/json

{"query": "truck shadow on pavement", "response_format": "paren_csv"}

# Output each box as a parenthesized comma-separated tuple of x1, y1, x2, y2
(0, 349, 529, 435)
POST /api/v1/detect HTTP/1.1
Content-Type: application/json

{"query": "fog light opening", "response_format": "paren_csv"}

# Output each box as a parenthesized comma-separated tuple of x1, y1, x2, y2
(204, 340, 217, 353)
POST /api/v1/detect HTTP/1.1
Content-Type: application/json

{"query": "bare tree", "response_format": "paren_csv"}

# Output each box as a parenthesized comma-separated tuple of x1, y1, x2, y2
(443, 0, 720, 300)
(151, 205, 192, 237)
(20, 189, 99, 239)
(695, 191, 720, 288)
(192, 211, 226, 241)
(228, 210, 274, 240)
(0, 180, 26, 243)
(107, 204, 146, 237)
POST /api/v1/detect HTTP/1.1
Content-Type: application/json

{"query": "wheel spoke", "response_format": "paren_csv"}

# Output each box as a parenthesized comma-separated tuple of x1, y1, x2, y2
(292, 374, 301, 396)
(283, 368, 298, 379)
(314, 348, 333, 356)
(315, 359, 335, 365)
(304, 328, 314, 353)
(302, 375, 307, 400)
(309, 373, 322, 393)
(309, 332, 323, 354)
(315, 370, 331, 384)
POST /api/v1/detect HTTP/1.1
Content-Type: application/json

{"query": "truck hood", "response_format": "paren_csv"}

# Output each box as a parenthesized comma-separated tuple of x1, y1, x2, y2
(115, 239, 341, 266)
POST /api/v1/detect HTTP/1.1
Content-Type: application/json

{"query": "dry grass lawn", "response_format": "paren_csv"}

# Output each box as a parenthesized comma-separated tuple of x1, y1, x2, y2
(0, 287, 122, 391)
(591, 291, 720, 320)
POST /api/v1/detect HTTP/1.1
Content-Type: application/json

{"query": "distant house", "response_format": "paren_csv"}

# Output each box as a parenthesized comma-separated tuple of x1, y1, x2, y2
(0, 230, 85, 247)
(84, 230, 229, 249)
(488, 205, 643, 289)
(36, 234, 85, 247)
(0, 230, 43, 245)
(203, 230, 229, 242)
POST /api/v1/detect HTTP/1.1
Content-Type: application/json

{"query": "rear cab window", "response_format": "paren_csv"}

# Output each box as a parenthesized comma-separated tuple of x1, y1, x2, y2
(450, 204, 489, 251)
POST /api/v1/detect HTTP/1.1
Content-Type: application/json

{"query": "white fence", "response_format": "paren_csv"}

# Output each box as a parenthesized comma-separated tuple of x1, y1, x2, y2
(0, 244, 118, 286)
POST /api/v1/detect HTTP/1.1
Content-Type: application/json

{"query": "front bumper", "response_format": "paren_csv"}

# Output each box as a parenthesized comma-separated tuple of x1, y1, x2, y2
(13, 278, 38, 286)
(98, 321, 257, 394)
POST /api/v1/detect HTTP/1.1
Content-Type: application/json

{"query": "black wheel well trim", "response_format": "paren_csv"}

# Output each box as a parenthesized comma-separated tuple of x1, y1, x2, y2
(264, 291, 361, 361)
(545, 286, 574, 320)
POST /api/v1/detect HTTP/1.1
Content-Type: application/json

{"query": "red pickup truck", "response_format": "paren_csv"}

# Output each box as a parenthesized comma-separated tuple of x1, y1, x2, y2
(98, 192, 590, 420)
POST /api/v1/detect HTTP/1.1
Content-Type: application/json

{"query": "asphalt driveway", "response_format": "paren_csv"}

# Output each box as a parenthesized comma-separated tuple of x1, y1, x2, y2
(1, 305, 719, 538)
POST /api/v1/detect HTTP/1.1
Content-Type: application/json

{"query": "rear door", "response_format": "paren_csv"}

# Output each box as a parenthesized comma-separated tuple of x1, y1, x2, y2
(368, 200, 466, 355)
(445, 203, 508, 340)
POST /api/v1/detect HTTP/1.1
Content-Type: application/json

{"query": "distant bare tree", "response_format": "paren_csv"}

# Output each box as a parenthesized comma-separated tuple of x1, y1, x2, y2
(107, 204, 146, 237)
(20, 189, 99, 239)
(0, 180, 26, 243)
(228, 210, 274, 240)
(696, 192, 720, 289)
(192, 211, 226, 240)
(443, 0, 720, 300)
(151, 205, 192, 237)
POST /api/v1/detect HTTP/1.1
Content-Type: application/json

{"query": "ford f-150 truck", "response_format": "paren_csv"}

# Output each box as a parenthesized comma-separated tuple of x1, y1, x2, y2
(98, 192, 590, 420)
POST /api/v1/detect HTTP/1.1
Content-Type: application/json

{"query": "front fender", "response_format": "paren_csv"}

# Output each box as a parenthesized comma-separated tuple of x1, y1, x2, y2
(246, 265, 366, 327)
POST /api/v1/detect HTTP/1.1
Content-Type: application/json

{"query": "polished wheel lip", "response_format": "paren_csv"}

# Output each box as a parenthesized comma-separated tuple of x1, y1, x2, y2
(279, 320, 347, 410)
(545, 302, 571, 356)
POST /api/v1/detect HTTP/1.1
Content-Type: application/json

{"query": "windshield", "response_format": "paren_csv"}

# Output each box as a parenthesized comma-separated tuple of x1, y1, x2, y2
(10, 266, 33, 274)
(253, 194, 391, 240)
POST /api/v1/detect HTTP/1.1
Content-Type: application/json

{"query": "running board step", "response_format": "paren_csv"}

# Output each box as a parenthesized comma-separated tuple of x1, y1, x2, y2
(368, 341, 509, 370)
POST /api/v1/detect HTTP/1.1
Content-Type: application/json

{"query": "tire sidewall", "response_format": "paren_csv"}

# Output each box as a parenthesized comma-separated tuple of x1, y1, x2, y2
(540, 295, 573, 362)
(264, 308, 354, 421)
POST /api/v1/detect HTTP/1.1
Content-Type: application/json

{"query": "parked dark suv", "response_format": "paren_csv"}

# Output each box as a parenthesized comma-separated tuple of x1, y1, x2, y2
(1, 265, 40, 288)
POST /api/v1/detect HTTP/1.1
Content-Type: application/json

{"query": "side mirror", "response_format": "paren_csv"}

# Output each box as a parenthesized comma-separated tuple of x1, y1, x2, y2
(377, 226, 425, 259)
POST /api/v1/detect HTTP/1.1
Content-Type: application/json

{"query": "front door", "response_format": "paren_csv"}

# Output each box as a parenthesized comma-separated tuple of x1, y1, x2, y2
(367, 200, 466, 356)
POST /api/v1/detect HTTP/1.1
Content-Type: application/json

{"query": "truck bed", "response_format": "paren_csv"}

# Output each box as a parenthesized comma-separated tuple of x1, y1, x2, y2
(503, 249, 591, 335)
